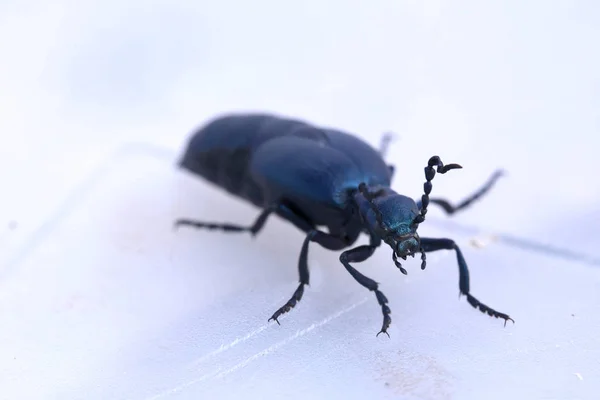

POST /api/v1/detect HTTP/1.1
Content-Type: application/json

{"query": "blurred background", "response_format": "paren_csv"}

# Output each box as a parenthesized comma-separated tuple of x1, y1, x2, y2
(0, 1, 598, 399)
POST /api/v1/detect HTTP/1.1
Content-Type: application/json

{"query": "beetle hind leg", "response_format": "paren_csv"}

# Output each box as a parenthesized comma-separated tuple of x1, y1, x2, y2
(174, 199, 312, 236)
(378, 131, 397, 158)
(174, 203, 279, 236)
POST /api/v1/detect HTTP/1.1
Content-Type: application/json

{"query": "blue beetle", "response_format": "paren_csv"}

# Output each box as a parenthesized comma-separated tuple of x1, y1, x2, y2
(175, 113, 512, 336)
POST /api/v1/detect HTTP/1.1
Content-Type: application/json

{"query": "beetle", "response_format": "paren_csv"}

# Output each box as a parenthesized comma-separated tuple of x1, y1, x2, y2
(174, 113, 513, 336)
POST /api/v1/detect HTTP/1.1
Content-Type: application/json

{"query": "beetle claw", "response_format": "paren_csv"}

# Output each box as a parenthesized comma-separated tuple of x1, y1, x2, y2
(376, 330, 390, 338)
(268, 284, 305, 326)
(376, 314, 392, 338)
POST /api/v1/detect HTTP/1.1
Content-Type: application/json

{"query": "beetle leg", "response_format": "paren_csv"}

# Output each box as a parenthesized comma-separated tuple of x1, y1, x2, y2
(387, 165, 395, 179)
(174, 201, 312, 236)
(419, 237, 514, 326)
(174, 204, 277, 235)
(416, 169, 505, 216)
(338, 245, 391, 337)
(378, 131, 397, 158)
(379, 132, 397, 179)
(268, 229, 350, 325)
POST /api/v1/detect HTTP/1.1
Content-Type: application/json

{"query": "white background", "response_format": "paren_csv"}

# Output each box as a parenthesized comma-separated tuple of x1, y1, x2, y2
(0, 1, 599, 399)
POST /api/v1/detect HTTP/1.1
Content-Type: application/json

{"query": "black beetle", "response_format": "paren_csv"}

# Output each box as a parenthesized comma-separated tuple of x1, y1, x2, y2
(175, 113, 512, 336)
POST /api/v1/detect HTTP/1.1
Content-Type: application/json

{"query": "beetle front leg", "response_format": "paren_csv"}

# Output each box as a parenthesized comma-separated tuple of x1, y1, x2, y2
(419, 237, 514, 325)
(339, 245, 392, 337)
(416, 169, 505, 216)
(268, 229, 350, 325)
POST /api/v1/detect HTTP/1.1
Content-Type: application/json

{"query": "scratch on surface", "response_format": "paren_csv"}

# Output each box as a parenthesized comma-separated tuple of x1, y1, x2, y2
(187, 324, 269, 368)
(143, 297, 369, 400)
(181, 249, 449, 370)
(469, 234, 499, 249)
(213, 297, 369, 379)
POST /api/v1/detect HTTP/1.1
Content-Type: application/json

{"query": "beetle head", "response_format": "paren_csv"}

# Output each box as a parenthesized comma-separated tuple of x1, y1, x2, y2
(371, 193, 421, 258)
(355, 186, 423, 270)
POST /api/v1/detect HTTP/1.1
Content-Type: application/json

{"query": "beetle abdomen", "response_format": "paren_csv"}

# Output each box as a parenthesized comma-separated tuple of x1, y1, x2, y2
(178, 113, 328, 206)
(179, 114, 261, 205)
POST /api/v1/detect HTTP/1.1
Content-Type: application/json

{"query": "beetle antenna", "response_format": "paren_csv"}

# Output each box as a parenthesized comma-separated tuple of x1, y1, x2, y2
(412, 156, 462, 227)
(419, 246, 426, 270)
(358, 183, 389, 233)
(413, 156, 460, 271)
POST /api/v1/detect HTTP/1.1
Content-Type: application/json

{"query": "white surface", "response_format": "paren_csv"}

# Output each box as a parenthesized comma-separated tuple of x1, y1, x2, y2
(1, 145, 599, 400)
(1, 1, 599, 399)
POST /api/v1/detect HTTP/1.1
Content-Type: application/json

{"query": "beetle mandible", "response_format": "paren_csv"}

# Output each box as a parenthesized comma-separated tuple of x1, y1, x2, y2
(174, 113, 512, 337)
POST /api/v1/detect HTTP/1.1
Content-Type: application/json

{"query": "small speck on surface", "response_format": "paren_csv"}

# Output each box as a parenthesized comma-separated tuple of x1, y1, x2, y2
(468, 234, 499, 249)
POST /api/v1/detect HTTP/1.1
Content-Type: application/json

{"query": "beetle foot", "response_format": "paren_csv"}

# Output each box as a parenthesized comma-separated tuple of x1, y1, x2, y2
(376, 314, 392, 338)
(268, 284, 305, 325)
(465, 293, 515, 326)
(374, 291, 392, 338)
(268, 304, 294, 325)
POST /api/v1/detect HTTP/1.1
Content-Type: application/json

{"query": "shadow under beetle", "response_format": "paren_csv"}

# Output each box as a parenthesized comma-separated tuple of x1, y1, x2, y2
(175, 113, 513, 337)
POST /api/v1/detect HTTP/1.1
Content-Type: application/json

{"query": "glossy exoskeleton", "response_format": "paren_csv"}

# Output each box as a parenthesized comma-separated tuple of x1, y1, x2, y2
(175, 113, 513, 336)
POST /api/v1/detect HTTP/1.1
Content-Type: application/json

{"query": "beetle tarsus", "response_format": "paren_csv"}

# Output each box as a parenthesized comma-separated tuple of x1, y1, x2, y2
(466, 293, 515, 325)
(376, 314, 392, 338)
(174, 203, 281, 236)
(173, 219, 249, 233)
(268, 284, 305, 325)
